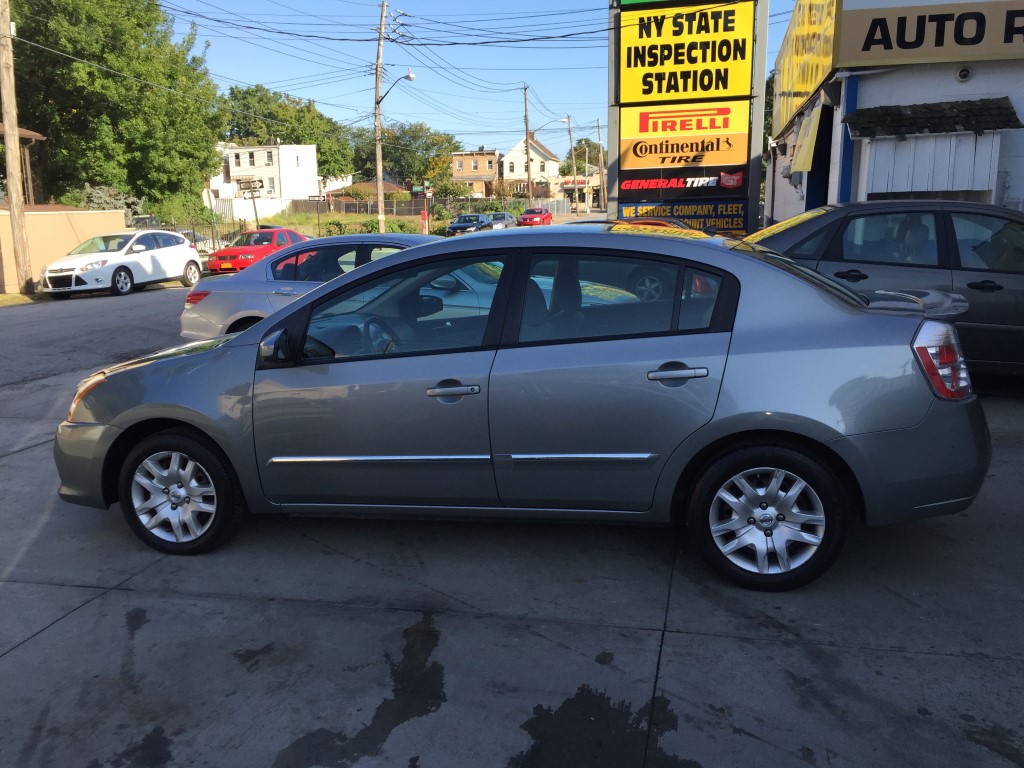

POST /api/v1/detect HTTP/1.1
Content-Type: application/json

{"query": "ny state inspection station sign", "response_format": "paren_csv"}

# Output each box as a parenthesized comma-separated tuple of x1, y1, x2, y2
(612, 0, 763, 233)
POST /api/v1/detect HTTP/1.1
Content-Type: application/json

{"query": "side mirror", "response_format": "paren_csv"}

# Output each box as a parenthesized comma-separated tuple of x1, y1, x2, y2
(131, 243, 146, 253)
(430, 274, 460, 291)
(417, 295, 443, 318)
(259, 328, 290, 364)
(702, 225, 718, 236)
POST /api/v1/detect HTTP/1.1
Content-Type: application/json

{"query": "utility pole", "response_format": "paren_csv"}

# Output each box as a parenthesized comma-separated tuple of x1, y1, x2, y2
(0, 0, 32, 294)
(566, 114, 577, 216)
(523, 86, 532, 206)
(374, 0, 387, 233)
(597, 118, 607, 213)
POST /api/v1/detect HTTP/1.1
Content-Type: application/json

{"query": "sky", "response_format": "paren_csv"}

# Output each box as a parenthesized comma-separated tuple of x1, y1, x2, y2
(161, 0, 795, 162)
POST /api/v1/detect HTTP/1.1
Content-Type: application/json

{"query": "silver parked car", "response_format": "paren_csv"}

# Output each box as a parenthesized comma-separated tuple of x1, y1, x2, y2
(55, 225, 991, 590)
(180, 234, 439, 339)
(747, 201, 1024, 375)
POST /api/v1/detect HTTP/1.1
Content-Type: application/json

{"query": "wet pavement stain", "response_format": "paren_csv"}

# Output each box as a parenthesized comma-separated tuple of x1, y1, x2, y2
(506, 684, 700, 768)
(107, 726, 173, 768)
(125, 608, 148, 640)
(595, 651, 614, 666)
(272, 613, 446, 768)
(233, 642, 276, 672)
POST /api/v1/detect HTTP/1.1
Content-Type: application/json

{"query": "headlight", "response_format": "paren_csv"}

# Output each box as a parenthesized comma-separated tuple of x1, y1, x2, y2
(79, 259, 109, 272)
(67, 375, 106, 422)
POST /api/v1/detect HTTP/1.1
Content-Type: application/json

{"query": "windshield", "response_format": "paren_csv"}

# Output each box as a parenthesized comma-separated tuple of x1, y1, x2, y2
(70, 236, 130, 255)
(524, 209, 544, 215)
(455, 215, 483, 224)
(231, 232, 274, 246)
(744, 208, 831, 243)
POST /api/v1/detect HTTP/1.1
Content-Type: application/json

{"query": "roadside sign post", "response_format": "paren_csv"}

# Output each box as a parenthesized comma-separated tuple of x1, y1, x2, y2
(308, 195, 327, 237)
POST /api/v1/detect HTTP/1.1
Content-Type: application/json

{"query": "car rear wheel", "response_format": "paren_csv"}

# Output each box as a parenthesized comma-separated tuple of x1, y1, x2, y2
(118, 431, 244, 554)
(688, 446, 848, 590)
(110, 267, 134, 296)
(181, 261, 202, 287)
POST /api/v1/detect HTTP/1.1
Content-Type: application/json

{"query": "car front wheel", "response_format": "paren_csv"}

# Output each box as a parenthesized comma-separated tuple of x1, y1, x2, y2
(181, 261, 202, 287)
(118, 431, 244, 554)
(110, 267, 134, 296)
(688, 446, 848, 590)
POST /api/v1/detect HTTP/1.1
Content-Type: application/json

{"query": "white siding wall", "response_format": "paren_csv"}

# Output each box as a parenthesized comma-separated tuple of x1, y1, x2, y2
(277, 145, 320, 199)
(863, 133, 999, 196)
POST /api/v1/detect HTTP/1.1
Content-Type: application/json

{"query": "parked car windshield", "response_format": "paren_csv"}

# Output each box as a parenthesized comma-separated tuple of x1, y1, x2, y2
(524, 209, 545, 215)
(70, 236, 130, 255)
(455, 215, 484, 224)
(744, 208, 833, 243)
(231, 232, 274, 246)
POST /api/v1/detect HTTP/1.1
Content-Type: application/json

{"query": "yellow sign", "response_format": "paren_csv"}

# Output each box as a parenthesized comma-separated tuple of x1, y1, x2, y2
(619, 2, 756, 104)
(790, 105, 822, 172)
(773, 0, 836, 136)
(619, 104, 750, 169)
(838, 0, 1024, 67)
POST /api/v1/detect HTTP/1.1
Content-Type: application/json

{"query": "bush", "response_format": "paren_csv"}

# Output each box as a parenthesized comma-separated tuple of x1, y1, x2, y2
(430, 203, 451, 221)
(323, 220, 349, 236)
(430, 222, 451, 237)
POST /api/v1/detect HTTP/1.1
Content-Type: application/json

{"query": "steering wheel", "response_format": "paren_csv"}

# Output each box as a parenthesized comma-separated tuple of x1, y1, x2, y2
(363, 316, 401, 354)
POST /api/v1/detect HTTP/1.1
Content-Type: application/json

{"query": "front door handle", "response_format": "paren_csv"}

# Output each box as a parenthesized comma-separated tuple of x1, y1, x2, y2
(966, 280, 1004, 292)
(272, 287, 296, 295)
(426, 385, 480, 397)
(834, 269, 868, 282)
(648, 368, 708, 381)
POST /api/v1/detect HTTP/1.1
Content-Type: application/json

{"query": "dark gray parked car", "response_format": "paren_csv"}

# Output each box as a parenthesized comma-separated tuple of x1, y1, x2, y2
(747, 201, 1024, 375)
(55, 225, 991, 590)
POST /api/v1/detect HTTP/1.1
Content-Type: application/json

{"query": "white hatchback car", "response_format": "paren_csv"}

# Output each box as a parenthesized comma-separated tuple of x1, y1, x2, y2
(41, 230, 203, 298)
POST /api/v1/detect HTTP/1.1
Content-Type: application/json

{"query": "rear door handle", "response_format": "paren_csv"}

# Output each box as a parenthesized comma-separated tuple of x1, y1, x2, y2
(272, 287, 296, 295)
(834, 269, 868, 282)
(966, 280, 1004, 292)
(426, 385, 481, 397)
(647, 368, 708, 381)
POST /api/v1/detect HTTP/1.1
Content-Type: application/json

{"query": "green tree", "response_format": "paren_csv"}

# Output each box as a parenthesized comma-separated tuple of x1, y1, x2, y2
(11, 0, 225, 203)
(225, 86, 354, 178)
(351, 122, 461, 187)
(559, 138, 606, 177)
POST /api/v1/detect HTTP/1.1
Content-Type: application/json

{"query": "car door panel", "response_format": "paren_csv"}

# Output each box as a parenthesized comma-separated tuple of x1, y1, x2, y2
(253, 351, 498, 507)
(489, 334, 728, 511)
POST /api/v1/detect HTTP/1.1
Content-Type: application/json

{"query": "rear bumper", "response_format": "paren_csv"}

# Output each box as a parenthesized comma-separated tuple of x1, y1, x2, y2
(839, 396, 991, 526)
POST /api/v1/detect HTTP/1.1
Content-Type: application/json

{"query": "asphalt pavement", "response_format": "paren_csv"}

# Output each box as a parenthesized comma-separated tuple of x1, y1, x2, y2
(0, 286, 1022, 768)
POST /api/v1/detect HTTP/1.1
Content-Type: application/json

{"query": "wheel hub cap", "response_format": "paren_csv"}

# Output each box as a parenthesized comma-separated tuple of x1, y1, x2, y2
(130, 450, 217, 544)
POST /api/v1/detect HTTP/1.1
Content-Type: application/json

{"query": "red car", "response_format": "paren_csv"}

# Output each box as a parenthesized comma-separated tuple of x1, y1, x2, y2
(517, 207, 553, 226)
(206, 228, 308, 272)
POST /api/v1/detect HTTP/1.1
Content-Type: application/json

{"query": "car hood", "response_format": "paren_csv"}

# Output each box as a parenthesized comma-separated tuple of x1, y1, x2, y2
(97, 337, 234, 378)
(209, 245, 274, 259)
(862, 289, 969, 319)
(46, 252, 123, 270)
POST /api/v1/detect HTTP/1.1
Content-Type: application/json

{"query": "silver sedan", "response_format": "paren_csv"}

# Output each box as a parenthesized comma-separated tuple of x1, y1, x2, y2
(55, 225, 991, 590)
(180, 233, 439, 339)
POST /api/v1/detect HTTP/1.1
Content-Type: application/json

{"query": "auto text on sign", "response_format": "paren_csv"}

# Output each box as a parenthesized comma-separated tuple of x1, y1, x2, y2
(619, 2, 756, 103)
(618, 200, 748, 233)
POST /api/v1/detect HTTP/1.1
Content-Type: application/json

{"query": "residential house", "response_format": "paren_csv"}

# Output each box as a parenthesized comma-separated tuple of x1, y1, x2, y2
(451, 147, 500, 197)
(500, 132, 561, 198)
(207, 141, 320, 221)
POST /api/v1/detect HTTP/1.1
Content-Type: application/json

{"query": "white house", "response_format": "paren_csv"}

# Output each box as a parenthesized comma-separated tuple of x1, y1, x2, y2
(207, 142, 320, 221)
(501, 132, 562, 197)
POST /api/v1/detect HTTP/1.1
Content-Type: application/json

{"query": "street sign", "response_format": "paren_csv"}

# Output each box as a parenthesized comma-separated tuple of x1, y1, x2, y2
(238, 180, 265, 191)
(308, 195, 327, 202)
(243, 190, 261, 199)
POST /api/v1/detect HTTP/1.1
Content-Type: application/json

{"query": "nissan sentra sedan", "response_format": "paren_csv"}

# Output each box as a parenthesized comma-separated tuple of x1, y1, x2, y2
(54, 224, 991, 590)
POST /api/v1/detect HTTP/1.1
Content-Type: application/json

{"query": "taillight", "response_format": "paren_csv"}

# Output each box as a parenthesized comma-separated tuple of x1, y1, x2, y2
(184, 290, 211, 309)
(913, 321, 972, 400)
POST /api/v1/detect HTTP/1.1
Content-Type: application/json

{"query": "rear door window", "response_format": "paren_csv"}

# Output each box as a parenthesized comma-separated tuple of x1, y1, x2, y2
(830, 212, 940, 266)
(950, 213, 1024, 273)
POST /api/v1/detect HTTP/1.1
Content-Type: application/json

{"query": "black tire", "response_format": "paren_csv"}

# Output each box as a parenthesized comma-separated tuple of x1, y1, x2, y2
(110, 267, 134, 296)
(687, 446, 848, 591)
(629, 269, 668, 302)
(118, 430, 245, 554)
(181, 260, 202, 287)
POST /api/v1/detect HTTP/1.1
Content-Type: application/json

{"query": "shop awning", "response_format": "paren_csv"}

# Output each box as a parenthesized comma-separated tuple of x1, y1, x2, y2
(844, 97, 1023, 139)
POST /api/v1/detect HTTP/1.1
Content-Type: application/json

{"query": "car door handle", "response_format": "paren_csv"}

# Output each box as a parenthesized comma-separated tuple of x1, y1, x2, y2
(426, 385, 481, 397)
(647, 368, 708, 381)
(834, 269, 868, 282)
(966, 280, 1004, 292)
(272, 287, 296, 295)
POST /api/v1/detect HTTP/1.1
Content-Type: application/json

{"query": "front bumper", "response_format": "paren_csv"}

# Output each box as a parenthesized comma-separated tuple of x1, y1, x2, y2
(41, 267, 113, 293)
(54, 421, 124, 509)
(839, 396, 992, 526)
